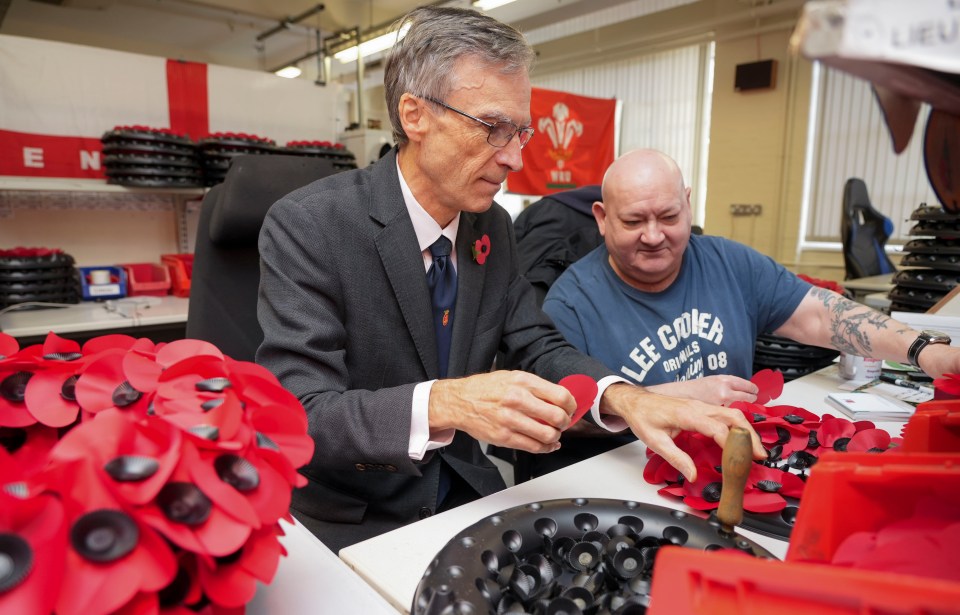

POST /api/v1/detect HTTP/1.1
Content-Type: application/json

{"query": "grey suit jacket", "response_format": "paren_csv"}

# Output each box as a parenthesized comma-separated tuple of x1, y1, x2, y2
(256, 149, 613, 551)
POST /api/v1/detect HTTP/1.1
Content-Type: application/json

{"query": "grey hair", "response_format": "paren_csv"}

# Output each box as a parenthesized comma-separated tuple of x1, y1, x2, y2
(383, 6, 535, 146)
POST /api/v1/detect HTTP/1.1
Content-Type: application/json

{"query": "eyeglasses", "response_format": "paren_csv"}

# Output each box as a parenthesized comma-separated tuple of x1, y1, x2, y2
(422, 96, 534, 149)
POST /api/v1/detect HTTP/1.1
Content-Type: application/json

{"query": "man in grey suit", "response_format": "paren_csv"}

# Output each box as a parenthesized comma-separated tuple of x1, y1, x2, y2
(256, 6, 763, 552)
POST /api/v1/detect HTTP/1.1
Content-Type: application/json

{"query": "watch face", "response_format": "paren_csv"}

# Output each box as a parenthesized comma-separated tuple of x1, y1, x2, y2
(923, 329, 952, 343)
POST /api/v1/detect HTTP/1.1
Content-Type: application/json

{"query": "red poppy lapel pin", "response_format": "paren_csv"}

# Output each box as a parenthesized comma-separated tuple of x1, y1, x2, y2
(472, 234, 491, 265)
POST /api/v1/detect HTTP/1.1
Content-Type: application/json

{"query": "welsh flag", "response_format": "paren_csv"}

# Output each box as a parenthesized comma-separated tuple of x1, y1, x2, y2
(507, 87, 617, 196)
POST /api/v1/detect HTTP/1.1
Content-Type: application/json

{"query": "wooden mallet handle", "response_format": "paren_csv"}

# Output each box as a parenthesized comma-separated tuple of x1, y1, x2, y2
(717, 426, 753, 533)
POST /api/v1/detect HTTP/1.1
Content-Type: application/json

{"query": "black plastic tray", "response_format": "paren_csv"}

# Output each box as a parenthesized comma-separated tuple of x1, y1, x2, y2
(412, 498, 775, 615)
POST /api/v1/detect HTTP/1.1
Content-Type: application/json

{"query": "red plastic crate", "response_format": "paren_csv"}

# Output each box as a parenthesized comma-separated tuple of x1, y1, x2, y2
(788, 451, 960, 563)
(120, 262, 171, 296)
(647, 452, 960, 614)
(648, 547, 960, 615)
(161, 253, 193, 298)
(902, 399, 960, 453)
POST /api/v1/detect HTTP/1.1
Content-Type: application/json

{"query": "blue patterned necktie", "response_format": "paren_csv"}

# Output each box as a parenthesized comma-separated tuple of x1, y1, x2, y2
(426, 235, 457, 379)
(426, 235, 457, 508)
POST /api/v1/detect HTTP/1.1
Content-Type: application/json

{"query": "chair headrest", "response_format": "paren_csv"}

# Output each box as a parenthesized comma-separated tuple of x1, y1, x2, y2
(208, 155, 336, 246)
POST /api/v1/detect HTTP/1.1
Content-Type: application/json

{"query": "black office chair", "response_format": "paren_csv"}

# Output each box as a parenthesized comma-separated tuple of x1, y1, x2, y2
(841, 177, 896, 280)
(186, 155, 336, 361)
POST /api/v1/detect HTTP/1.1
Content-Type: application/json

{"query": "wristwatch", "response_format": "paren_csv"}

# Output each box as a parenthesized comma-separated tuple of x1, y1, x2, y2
(907, 329, 952, 369)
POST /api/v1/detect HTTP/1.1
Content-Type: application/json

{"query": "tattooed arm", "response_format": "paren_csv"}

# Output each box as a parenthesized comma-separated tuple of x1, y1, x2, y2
(773, 287, 959, 378)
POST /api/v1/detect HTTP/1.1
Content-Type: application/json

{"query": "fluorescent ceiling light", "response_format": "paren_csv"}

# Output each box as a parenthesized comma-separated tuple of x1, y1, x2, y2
(274, 65, 302, 78)
(472, 0, 518, 10)
(334, 23, 410, 64)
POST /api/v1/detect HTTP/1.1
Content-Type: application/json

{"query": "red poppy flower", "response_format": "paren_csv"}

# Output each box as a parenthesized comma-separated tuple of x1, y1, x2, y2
(741, 464, 806, 513)
(0, 332, 20, 358)
(75, 349, 153, 418)
(750, 369, 783, 404)
(138, 439, 252, 558)
(1, 333, 312, 614)
(0, 484, 67, 615)
(52, 458, 178, 615)
(472, 234, 491, 265)
(51, 409, 182, 506)
(0, 343, 43, 428)
(196, 523, 286, 608)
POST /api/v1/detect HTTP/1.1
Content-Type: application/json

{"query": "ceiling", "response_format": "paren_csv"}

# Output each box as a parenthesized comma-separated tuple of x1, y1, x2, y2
(0, 0, 621, 75)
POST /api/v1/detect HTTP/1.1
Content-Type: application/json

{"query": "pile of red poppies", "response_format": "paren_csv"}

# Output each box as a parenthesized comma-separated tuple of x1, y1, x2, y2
(644, 369, 902, 514)
(0, 331, 314, 615)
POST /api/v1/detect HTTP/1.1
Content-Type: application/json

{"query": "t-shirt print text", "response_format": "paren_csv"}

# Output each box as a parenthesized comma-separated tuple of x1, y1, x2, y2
(619, 309, 725, 383)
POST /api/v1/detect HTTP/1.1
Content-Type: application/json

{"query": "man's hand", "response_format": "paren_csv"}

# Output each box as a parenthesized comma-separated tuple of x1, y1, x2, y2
(429, 371, 577, 453)
(600, 383, 765, 482)
(648, 375, 759, 406)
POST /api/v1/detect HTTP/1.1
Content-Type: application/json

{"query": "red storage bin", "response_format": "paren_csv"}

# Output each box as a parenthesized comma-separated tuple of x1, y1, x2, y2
(162, 253, 193, 297)
(647, 451, 960, 614)
(648, 547, 960, 615)
(120, 262, 171, 296)
(903, 399, 960, 453)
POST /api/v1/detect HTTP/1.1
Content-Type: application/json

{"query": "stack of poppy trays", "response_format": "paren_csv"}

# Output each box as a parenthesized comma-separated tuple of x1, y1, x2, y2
(282, 140, 358, 172)
(0, 247, 81, 310)
(196, 132, 278, 187)
(101, 126, 203, 188)
(641, 376, 960, 615)
(891, 204, 960, 313)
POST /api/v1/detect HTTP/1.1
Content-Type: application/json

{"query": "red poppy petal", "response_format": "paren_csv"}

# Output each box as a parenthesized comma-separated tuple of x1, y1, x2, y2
(559, 374, 597, 428)
(818, 416, 856, 446)
(242, 455, 293, 525)
(74, 350, 131, 414)
(123, 351, 163, 394)
(658, 485, 686, 498)
(0, 493, 66, 615)
(0, 332, 19, 357)
(766, 404, 819, 422)
(41, 332, 81, 357)
(10, 425, 60, 475)
(852, 420, 877, 432)
(847, 428, 891, 452)
(0, 397, 38, 427)
(24, 370, 80, 427)
(157, 339, 224, 368)
(81, 334, 138, 355)
(238, 525, 284, 583)
(742, 490, 787, 513)
(248, 405, 314, 468)
(198, 559, 258, 609)
(682, 495, 719, 511)
(751, 369, 783, 404)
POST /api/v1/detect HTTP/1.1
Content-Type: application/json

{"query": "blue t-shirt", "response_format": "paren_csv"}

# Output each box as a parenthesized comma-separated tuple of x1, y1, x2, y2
(543, 234, 811, 385)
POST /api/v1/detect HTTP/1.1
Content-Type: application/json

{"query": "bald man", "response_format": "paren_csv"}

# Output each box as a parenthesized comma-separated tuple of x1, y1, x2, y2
(534, 148, 960, 477)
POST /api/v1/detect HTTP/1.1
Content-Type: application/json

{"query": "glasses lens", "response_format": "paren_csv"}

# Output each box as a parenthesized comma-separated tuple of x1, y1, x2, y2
(488, 123, 516, 147)
(517, 128, 534, 149)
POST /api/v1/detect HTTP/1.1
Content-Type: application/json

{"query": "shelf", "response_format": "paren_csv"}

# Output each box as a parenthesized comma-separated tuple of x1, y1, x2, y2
(0, 176, 205, 195)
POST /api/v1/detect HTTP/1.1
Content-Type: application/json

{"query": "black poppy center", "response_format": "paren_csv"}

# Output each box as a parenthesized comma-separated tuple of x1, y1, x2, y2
(60, 375, 79, 401)
(195, 377, 232, 393)
(214, 454, 260, 492)
(104, 455, 160, 482)
(157, 482, 212, 525)
(0, 533, 33, 592)
(701, 482, 722, 503)
(70, 509, 139, 563)
(112, 381, 143, 407)
(0, 372, 32, 403)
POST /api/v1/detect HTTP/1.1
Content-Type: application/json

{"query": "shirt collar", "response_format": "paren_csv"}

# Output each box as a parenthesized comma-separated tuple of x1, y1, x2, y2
(397, 157, 460, 253)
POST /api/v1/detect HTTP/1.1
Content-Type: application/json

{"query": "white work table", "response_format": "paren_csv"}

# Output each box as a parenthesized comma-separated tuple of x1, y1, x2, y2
(338, 365, 904, 614)
(247, 518, 398, 615)
(0, 296, 189, 341)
